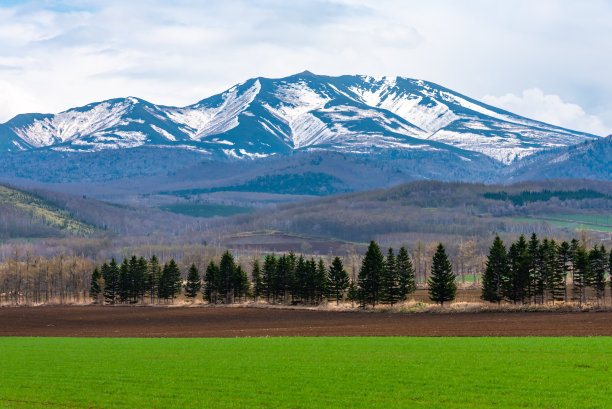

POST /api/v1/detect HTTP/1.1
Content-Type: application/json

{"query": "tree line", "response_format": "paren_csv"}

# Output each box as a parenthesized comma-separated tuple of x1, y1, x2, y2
(90, 243, 450, 307)
(481, 233, 611, 306)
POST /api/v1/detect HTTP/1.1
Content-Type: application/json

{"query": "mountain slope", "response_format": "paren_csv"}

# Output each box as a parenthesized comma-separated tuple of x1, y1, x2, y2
(0, 72, 598, 164)
(504, 135, 612, 182)
(0, 183, 96, 238)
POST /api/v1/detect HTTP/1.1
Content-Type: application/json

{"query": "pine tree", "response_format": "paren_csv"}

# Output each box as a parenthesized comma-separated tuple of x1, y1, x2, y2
(184, 263, 202, 299)
(219, 251, 236, 304)
(315, 259, 327, 304)
(481, 236, 507, 305)
(307, 258, 318, 304)
(527, 233, 541, 303)
(251, 260, 263, 302)
(609, 250, 612, 302)
(396, 247, 416, 301)
(547, 240, 565, 304)
(504, 235, 529, 304)
(234, 265, 250, 302)
(381, 248, 400, 305)
(203, 260, 220, 303)
(160, 259, 182, 303)
(428, 243, 456, 306)
(102, 259, 119, 304)
(135, 257, 148, 302)
(327, 256, 349, 304)
(358, 241, 384, 307)
(148, 255, 162, 304)
(589, 245, 607, 304)
(118, 259, 131, 303)
(262, 254, 277, 303)
(295, 255, 308, 303)
(90, 267, 103, 302)
(572, 246, 590, 306)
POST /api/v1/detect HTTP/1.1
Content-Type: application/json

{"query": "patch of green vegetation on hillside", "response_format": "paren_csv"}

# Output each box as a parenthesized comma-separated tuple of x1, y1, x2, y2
(0, 184, 96, 235)
(1, 337, 610, 409)
(484, 189, 609, 206)
(514, 213, 612, 232)
(162, 172, 348, 197)
(159, 203, 254, 218)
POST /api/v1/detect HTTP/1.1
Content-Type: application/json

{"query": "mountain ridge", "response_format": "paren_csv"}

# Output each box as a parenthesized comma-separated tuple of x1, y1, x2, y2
(0, 72, 598, 164)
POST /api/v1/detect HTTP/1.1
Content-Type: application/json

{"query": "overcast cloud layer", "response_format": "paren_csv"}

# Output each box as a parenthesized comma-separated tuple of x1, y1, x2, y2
(0, 0, 610, 135)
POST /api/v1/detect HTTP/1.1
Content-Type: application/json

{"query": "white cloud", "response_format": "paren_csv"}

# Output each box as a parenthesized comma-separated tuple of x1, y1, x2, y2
(482, 89, 612, 136)
(0, 0, 611, 135)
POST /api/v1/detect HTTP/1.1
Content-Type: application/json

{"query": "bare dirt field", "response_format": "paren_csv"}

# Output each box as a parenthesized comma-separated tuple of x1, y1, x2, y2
(2, 306, 612, 337)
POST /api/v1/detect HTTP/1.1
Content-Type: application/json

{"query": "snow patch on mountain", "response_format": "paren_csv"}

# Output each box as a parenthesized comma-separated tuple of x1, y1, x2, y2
(166, 79, 261, 140)
(12, 100, 133, 147)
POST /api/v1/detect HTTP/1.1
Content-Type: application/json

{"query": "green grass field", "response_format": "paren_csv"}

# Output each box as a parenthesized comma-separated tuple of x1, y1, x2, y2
(1, 337, 610, 408)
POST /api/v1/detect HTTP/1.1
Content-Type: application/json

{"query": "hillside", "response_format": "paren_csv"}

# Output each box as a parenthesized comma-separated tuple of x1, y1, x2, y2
(0, 183, 209, 240)
(0, 184, 96, 239)
(504, 136, 612, 182)
(215, 179, 612, 249)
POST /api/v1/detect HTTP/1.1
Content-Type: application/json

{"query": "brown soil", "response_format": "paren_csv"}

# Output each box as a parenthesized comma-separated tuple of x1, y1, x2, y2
(2, 305, 612, 337)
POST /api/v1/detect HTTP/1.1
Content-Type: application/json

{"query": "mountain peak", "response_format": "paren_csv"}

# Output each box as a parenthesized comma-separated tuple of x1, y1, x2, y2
(296, 70, 315, 76)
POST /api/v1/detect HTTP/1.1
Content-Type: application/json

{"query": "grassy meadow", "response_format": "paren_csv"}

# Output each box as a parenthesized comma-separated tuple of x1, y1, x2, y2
(0, 337, 610, 409)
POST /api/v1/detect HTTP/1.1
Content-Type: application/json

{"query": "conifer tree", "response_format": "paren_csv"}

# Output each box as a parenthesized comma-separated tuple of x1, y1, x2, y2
(396, 247, 416, 301)
(251, 259, 263, 302)
(504, 235, 529, 304)
(133, 257, 148, 302)
(234, 265, 250, 302)
(262, 254, 277, 303)
(148, 255, 162, 304)
(295, 255, 308, 303)
(547, 240, 565, 304)
(327, 256, 349, 304)
(219, 251, 236, 303)
(184, 263, 202, 299)
(102, 259, 119, 304)
(315, 259, 327, 304)
(90, 267, 103, 302)
(119, 259, 131, 303)
(481, 236, 507, 304)
(358, 241, 384, 307)
(306, 258, 318, 303)
(527, 233, 541, 303)
(572, 246, 590, 306)
(427, 243, 456, 306)
(160, 259, 182, 303)
(203, 260, 220, 303)
(609, 250, 612, 301)
(381, 248, 400, 305)
(589, 245, 607, 304)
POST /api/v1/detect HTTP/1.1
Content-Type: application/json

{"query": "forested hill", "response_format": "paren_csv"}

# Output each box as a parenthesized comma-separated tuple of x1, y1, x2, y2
(0, 183, 206, 240)
(0, 183, 96, 239)
(217, 179, 612, 245)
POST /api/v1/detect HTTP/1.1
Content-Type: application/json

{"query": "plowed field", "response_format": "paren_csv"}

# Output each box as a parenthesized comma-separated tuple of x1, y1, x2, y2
(2, 306, 611, 337)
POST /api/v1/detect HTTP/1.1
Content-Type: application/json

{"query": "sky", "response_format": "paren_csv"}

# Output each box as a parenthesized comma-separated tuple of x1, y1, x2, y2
(0, 0, 611, 136)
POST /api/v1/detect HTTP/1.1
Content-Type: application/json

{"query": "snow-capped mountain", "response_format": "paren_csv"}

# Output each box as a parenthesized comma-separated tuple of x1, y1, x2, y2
(0, 71, 598, 164)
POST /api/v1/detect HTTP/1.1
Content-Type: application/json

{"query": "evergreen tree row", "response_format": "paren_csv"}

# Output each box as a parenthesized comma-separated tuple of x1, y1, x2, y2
(90, 255, 182, 304)
(481, 234, 611, 305)
(90, 244, 421, 306)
